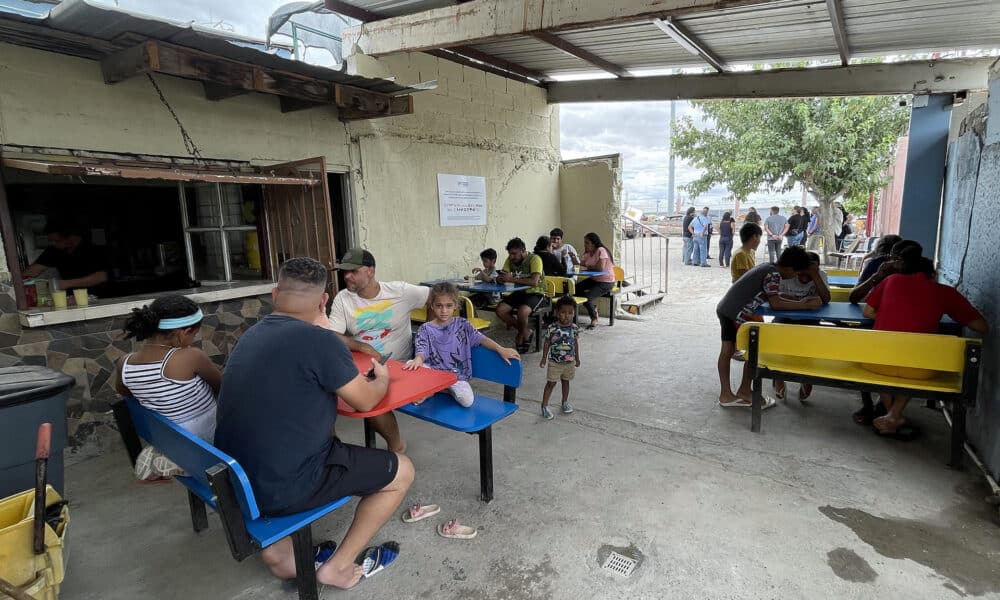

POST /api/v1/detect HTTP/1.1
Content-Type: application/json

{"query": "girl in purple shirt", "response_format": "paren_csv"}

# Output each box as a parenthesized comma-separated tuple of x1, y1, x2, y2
(404, 283, 520, 406)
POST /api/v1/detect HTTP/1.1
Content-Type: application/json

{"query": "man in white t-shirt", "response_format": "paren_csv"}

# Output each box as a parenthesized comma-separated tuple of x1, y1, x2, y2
(549, 227, 579, 274)
(328, 247, 429, 453)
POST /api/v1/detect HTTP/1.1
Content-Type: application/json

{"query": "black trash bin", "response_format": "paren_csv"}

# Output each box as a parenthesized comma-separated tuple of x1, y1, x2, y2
(0, 366, 74, 498)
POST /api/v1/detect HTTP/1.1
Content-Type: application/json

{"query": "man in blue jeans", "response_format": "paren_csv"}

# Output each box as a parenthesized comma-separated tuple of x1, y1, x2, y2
(688, 206, 713, 267)
(681, 207, 696, 265)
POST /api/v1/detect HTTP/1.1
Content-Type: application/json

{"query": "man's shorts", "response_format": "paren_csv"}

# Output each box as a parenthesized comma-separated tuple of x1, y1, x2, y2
(718, 312, 739, 343)
(501, 291, 549, 312)
(275, 438, 398, 516)
(546, 362, 576, 382)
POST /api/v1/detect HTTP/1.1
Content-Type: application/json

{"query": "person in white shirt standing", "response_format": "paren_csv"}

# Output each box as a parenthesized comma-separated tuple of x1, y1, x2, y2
(327, 247, 430, 453)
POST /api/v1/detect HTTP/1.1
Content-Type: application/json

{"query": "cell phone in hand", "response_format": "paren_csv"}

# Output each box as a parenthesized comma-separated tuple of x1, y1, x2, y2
(366, 352, 392, 379)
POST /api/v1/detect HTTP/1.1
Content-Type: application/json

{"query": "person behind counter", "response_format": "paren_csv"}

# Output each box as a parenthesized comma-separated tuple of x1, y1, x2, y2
(23, 217, 108, 293)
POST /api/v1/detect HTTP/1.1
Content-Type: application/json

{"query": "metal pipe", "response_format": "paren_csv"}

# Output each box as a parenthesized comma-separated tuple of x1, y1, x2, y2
(940, 403, 1000, 507)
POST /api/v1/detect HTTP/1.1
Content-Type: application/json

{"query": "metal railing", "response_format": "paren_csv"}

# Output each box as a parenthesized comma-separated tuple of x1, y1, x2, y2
(618, 214, 668, 303)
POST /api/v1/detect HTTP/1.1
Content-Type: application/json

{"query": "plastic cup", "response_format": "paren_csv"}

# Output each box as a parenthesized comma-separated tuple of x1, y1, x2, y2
(573, 265, 581, 274)
(73, 288, 89, 307)
(52, 290, 67, 309)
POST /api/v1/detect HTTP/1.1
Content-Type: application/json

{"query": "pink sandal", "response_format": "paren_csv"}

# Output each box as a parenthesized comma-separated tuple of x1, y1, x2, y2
(401, 503, 440, 523)
(437, 518, 477, 539)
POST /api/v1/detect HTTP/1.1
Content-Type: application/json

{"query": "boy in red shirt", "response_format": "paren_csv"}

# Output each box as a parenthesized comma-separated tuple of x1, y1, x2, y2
(862, 243, 988, 436)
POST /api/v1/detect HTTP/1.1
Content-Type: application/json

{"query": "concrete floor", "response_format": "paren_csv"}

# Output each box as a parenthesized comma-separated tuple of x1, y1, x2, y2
(59, 238, 1000, 599)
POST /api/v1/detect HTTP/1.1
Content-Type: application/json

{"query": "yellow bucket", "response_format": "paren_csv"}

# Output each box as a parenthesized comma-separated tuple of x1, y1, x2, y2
(0, 485, 69, 600)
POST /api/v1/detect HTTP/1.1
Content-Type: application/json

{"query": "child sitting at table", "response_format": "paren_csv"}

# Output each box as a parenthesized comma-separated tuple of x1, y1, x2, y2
(539, 296, 581, 420)
(716, 246, 822, 409)
(469, 248, 501, 308)
(731, 223, 762, 282)
(405, 282, 520, 407)
(862, 242, 988, 438)
(772, 251, 830, 400)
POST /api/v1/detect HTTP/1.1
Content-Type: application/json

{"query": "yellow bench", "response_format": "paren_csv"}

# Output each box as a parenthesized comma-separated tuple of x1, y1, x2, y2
(828, 287, 851, 303)
(824, 268, 860, 278)
(736, 322, 981, 467)
(410, 296, 491, 331)
(544, 277, 588, 316)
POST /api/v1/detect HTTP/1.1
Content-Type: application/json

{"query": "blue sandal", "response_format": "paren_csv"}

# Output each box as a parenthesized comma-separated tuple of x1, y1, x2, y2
(356, 541, 401, 579)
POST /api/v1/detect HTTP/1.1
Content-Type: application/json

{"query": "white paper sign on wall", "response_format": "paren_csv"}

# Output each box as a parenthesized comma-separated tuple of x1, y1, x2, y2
(438, 173, 487, 227)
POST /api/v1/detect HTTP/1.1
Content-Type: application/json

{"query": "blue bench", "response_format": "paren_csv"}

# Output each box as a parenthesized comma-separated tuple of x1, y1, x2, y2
(388, 345, 521, 502)
(112, 397, 348, 600)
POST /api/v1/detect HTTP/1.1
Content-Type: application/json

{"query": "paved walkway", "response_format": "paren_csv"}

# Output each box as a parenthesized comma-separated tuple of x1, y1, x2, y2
(60, 238, 1000, 599)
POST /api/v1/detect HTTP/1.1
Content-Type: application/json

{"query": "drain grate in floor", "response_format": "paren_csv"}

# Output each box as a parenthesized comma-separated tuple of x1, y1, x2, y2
(601, 551, 638, 577)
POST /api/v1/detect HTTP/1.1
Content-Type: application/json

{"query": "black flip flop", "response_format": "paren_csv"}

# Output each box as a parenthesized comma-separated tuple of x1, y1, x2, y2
(873, 424, 921, 442)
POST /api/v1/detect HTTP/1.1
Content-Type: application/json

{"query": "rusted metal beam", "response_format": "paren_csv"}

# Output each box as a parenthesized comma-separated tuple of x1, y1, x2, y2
(325, 0, 547, 84)
(426, 49, 544, 86)
(529, 31, 630, 78)
(826, 0, 851, 66)
(342, 0, 782, 55)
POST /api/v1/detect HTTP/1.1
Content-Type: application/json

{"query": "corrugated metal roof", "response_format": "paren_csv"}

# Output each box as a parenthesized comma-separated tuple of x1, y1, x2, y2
(0, 0, 431, 95)
(332, 0, 1000, 80)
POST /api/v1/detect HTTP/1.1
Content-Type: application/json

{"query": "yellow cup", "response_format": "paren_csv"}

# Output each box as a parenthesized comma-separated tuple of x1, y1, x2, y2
(73, 288, 89, 307)
(52, 290, 67, 309)
(573, 265, 581, 273)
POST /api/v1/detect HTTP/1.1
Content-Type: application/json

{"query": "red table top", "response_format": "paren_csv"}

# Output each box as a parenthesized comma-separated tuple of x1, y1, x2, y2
(337, 352, 458, 418)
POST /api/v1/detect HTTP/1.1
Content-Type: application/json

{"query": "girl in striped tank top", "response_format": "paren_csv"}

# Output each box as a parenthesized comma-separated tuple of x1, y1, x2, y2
(115, 295, 222, 480)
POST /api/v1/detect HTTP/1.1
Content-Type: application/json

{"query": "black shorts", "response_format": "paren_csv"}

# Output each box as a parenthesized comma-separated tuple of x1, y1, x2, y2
(718, 312, 739, 343)
(501, 292, 549, 312)
(274, 438, 398, 516)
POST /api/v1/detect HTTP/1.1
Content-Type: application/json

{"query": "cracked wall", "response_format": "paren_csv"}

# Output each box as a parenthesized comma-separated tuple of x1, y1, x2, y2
(941, 62, 1000, 478)
(346, 52, 562, 281)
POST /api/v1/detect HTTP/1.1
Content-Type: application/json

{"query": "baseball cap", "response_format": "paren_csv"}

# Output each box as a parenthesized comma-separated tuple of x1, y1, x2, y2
(336, 247, 375, 271)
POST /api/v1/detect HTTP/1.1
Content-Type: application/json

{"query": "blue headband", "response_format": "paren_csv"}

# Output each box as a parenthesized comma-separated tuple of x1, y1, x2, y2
(158, 309, 204, 330)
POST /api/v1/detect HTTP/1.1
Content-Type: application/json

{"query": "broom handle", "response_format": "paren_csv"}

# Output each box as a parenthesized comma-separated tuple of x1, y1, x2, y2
(33, 423, 51, 555)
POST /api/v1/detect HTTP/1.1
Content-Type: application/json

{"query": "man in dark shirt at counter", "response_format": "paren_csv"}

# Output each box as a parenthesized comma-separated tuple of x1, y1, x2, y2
(23, 217, 108, 293)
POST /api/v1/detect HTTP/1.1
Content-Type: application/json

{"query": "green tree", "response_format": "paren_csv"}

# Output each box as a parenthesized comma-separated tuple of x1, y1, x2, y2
(673, 96, 909, 260)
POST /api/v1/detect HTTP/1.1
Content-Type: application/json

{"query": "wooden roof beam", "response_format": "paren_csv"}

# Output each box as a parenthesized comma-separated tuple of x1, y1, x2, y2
(529, 31, 630, 78)
(826, 0, 851, 66)
(100, 40, 413, 121)
(341, 0, 782, 56)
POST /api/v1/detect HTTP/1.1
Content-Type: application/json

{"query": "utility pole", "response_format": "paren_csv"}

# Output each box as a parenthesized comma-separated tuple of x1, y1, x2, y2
(667, 100, 676, 214)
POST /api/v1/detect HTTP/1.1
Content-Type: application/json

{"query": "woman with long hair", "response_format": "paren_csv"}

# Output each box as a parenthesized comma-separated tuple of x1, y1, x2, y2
(718, 211, 734, 268)
(576, 232, 616, 329)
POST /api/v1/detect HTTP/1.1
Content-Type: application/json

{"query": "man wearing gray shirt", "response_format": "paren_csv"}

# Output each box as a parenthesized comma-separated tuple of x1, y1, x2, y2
(764, 206, 789, 264)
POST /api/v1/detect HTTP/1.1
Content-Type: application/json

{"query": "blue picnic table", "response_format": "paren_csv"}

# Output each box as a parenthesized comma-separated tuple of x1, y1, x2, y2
(755, 301, 956, 328)
(572, 269, 610, 277)
(459, 282, 530, 294)
(419, 278, 467, 286)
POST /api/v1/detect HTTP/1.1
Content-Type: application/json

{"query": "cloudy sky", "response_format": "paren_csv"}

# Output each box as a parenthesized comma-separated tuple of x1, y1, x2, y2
(559, 101, 802, 214)
(95, 0, 803, 214)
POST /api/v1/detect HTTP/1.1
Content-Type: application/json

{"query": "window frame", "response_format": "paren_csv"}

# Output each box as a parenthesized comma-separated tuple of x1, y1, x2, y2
(177, 182, 262, 283)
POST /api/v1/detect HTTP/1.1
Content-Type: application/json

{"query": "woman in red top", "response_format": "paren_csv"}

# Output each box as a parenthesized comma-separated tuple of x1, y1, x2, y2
(862, 243, 988, 436)
(577, 232, 616, 329)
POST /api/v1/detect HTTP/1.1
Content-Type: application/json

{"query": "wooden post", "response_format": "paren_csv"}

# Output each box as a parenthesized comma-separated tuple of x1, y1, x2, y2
(0, 162, 27, 310)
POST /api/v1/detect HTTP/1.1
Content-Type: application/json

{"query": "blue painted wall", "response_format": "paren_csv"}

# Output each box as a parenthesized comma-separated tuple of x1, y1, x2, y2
(899, 94, 953, 256)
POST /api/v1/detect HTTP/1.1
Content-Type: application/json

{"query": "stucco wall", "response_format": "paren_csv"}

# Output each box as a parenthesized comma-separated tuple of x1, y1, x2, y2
(346, 52, 562, 280)
(0, 42, 563, 451)
(558, 155, 623, 257)
(0, 42, 562, 282)
(940, 63, 1000, 478)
